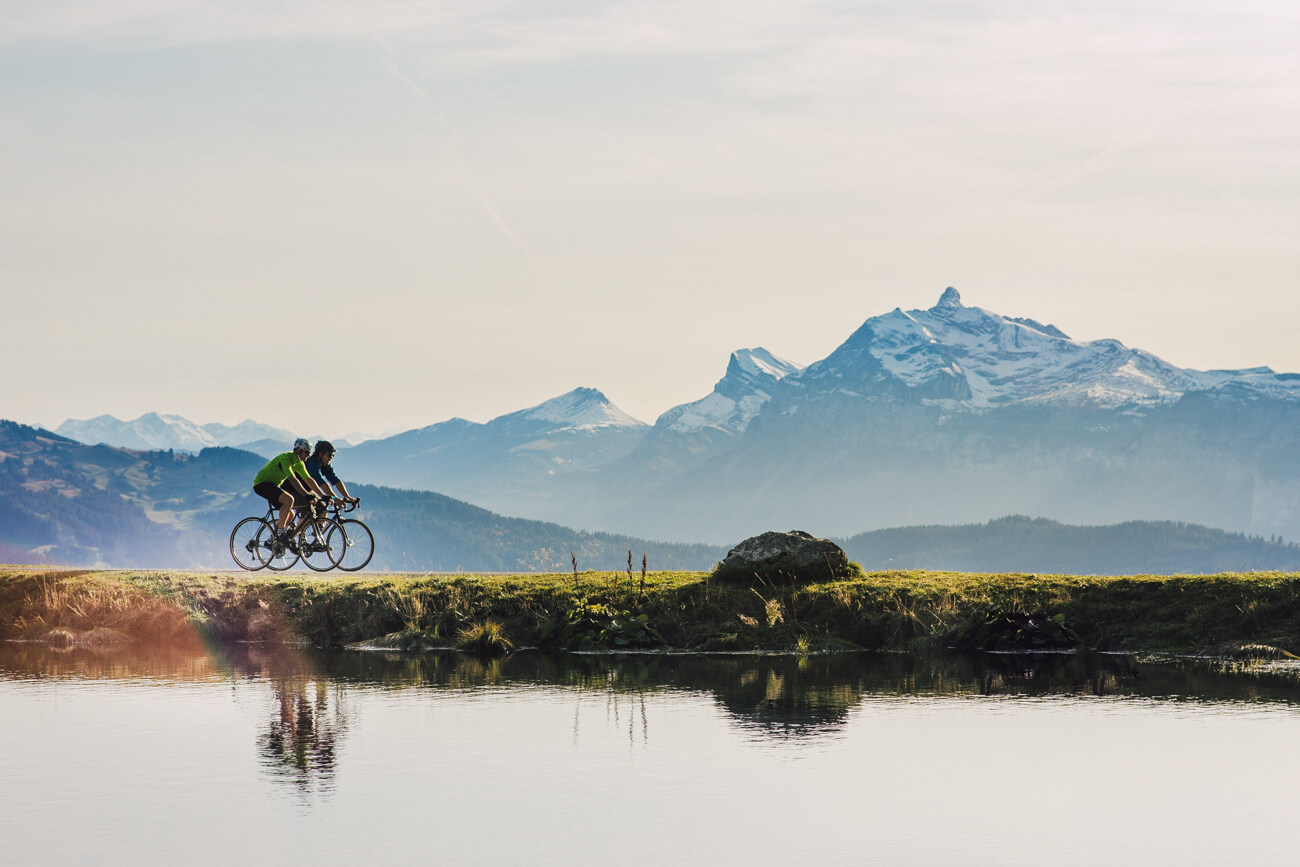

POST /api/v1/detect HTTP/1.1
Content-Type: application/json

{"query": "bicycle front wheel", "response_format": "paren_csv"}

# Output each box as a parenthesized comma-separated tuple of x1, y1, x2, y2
(230, 517, 269, 571)
(258, 526, 302, 571)
(332, 518, 375, 571)
(301, 518, 344, 572)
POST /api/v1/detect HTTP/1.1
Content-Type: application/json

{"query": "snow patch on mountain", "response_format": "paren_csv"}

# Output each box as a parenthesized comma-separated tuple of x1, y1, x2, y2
(663, 392, 770, 434)
(730, 347, 799, 382)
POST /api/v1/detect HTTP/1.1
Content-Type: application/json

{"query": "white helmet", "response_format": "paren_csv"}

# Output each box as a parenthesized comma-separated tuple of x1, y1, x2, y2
(293, 437, 311, 453)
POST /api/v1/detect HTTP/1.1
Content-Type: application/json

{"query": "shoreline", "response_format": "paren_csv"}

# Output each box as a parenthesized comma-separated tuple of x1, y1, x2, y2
(4, 567, 1300, 658)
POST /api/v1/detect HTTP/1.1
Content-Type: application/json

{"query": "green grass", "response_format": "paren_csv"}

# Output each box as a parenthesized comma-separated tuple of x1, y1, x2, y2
(4, 566, 1300, 656)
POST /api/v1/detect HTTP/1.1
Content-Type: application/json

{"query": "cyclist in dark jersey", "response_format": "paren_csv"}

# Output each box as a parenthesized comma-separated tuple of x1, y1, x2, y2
(304, 440, 359, 506)
(252, 438, 331, 539)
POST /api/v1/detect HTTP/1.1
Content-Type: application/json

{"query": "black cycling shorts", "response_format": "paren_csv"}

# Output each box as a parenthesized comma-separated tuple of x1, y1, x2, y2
(254, 482, 310, 510)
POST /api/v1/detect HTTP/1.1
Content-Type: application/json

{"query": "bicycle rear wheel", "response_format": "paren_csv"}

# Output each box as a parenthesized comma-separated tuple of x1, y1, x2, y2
(301, 518, 344, 572)
(258, 525, 302, 571)
(331, 518, 375, 571)
(230, 517, 269, 571)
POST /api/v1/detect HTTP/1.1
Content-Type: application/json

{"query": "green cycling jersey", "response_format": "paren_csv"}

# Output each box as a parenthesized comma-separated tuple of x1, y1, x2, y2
(253, 452, 312, 488)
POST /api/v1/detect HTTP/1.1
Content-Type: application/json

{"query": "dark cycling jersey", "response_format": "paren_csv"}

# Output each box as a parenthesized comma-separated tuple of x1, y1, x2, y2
(305, 454, 341, 489)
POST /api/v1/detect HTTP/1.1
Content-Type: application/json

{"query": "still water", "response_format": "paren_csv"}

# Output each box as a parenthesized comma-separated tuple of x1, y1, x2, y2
(3, 643, 1299, 866)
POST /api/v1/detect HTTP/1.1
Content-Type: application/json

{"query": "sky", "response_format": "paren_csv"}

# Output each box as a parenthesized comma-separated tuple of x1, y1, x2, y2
(3, 0, 1297, 437)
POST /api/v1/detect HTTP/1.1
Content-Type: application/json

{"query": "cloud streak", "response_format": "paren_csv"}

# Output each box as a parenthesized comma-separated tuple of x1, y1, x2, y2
(375, 37, 526, 250)
(5, 0, 1299, 434)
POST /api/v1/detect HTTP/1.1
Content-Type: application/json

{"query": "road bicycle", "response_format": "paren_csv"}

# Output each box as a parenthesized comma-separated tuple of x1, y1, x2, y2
(325, 499, 375, 572)
(229, 500, 346, 572)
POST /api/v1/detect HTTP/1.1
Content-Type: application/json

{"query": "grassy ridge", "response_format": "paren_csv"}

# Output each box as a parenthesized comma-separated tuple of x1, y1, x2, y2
(4, 567, 1300, 655)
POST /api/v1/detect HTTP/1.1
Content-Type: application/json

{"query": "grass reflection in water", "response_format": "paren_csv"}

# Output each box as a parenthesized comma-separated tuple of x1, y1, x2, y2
(7, 642, 1300, 744)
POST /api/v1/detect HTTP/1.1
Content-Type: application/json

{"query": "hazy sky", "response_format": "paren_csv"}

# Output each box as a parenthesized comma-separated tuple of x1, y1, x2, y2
(3, 0, 1297, 436)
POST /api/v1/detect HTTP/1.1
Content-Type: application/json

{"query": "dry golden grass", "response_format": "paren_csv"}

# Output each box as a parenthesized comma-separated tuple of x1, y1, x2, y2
(6, 574, 198, 646)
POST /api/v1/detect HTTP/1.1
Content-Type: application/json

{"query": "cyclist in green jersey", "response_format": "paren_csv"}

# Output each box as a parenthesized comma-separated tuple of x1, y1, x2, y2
(252, 438, 331, 539)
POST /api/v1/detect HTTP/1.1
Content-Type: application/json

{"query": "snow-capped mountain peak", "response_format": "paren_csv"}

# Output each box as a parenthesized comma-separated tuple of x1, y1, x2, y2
(659, 347, 802, 434)
(794, 287, 1300, 410)
(507, 388, 647, 431)
(728, 347, 801, 383)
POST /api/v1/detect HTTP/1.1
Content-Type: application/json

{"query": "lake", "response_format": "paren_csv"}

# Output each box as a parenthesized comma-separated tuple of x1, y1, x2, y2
(3, 643, 1298, 866)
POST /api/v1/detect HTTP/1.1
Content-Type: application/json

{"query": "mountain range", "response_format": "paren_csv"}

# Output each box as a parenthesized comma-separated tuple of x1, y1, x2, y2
(43, 288, 1300, 546)
(54, 413, 299, 455)
(338, 288, 1300, 544)
(51, 413, 381, 458)
(0, 421, 721, 571)
(4, 419, 1298, 574)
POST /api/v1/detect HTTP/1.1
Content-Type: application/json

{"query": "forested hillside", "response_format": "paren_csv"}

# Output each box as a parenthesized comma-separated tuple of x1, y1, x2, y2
(841, 516, 1300, 575)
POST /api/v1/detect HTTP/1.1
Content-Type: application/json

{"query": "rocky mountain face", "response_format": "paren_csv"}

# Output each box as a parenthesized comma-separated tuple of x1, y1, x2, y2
(577, 349, 804, 513)
(336, 288, 1300, 544)
(656, 348, 802, 436)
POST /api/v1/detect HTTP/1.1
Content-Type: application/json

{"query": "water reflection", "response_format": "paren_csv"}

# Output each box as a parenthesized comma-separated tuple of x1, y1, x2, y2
(5, 643, 1300, 772)
(258, 656, 345, 797)
(7, 643, 1300, 866)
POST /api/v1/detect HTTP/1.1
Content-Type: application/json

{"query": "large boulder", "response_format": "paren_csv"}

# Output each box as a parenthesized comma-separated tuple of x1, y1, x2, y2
(713, 530, 854, 585)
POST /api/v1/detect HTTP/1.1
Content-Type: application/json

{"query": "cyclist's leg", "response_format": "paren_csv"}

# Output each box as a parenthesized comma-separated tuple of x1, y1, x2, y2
(279, 484, 317, 540)
(276, 488, 297, 533)
(253, 483, 293, 534)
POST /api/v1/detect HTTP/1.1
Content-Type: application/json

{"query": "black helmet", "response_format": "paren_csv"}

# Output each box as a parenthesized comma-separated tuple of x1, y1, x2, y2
(314, 440, 336, 457)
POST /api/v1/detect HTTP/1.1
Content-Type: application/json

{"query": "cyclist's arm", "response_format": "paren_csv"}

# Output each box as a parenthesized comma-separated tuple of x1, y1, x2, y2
(285, 473, 315, 498)
(290, 462, 329, 499)
(319, 462, 353, 501)
(303, 459, 338, 500)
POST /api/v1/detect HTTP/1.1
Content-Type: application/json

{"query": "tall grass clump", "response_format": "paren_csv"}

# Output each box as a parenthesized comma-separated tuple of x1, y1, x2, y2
(7, 577, 197, 646)
(455, 619, 514, 656)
